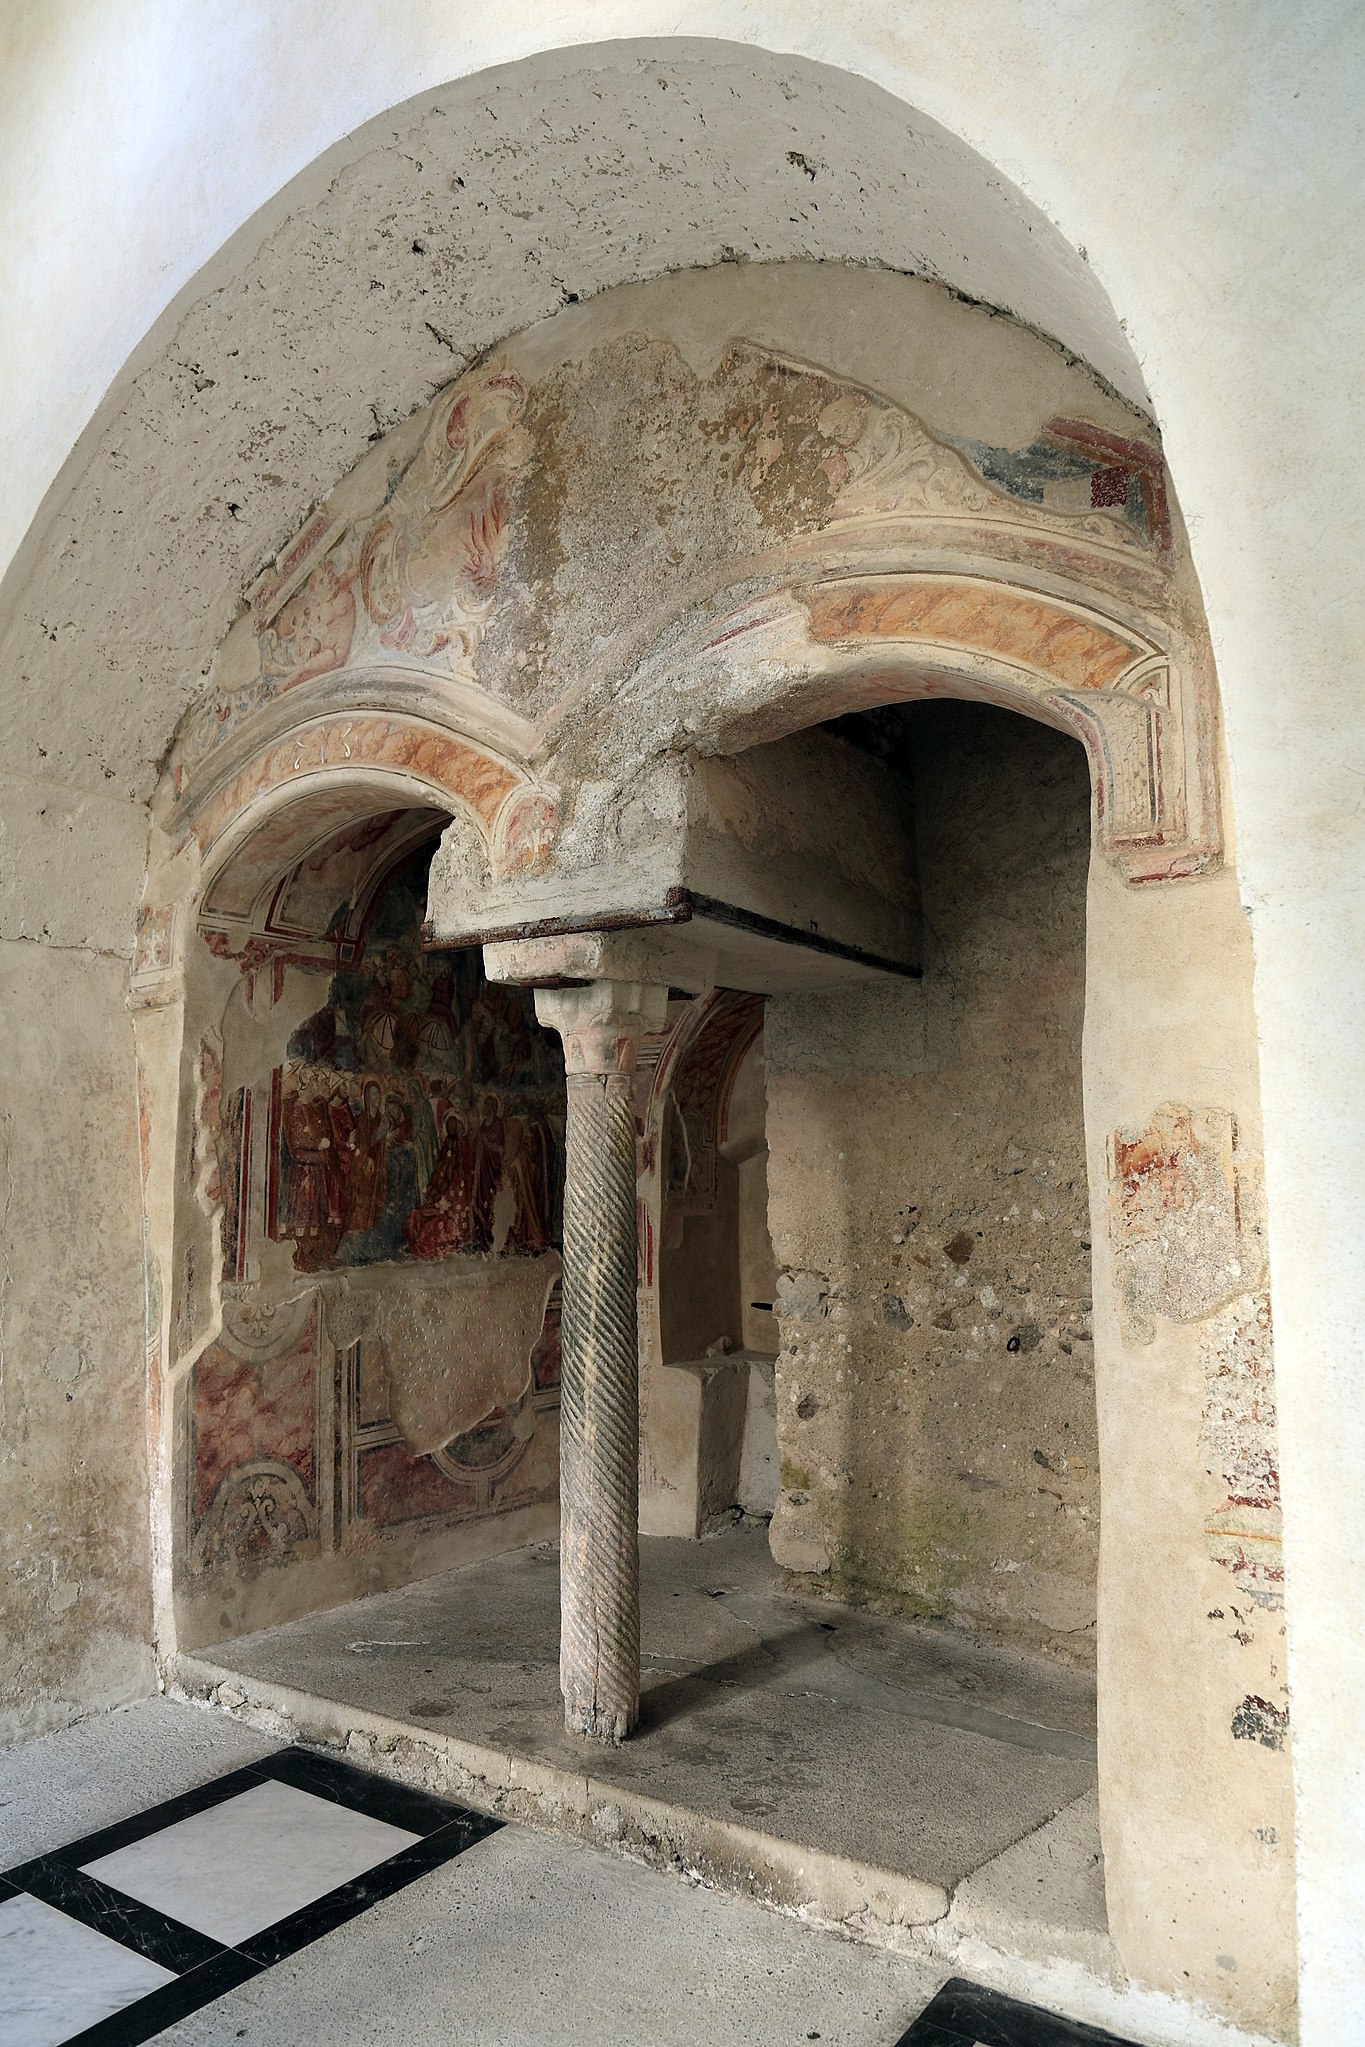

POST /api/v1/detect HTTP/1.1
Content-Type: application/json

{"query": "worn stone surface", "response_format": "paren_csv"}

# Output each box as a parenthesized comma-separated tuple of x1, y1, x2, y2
(0, 941, 156, 1743)
(165, 830, 567, 1652)
(0, 1696, 278, 1865)
(767, 704, 1097, 1665)
(184, 1523, 1096, 1897)
(0, 82, 1145, 854)
(0, 252, 1296, 2038)
(539, 982, 663, 1742)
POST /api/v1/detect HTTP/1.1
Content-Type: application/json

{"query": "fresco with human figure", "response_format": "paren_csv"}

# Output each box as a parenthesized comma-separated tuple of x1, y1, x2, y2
(269, 848, 563, 1272)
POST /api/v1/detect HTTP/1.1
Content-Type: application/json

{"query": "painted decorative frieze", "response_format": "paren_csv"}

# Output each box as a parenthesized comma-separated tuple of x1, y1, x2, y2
(171, 363, 532, 790)
(162, 332, 1219, 903)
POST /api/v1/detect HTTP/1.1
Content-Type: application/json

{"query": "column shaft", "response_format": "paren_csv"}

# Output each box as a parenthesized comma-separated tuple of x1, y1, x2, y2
(535, 979, 666, 1744)
(559, 1065, 640, 1740)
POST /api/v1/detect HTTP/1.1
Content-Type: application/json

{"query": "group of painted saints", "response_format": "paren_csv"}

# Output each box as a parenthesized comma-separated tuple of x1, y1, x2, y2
(275, 934, 563, 1269)
(279, 1075, 559, 1268)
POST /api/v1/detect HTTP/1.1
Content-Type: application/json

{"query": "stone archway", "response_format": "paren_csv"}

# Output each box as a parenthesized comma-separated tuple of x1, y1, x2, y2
(135, 264, 1294, 2024)
(133, 721, 567, 1657)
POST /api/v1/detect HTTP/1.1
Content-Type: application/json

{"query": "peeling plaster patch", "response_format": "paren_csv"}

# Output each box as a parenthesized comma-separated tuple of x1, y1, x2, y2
(43, 1341, 86, 1385)
(1231, 1694, 1289, 1752)
(1108, 1104, 1266, 1343)
(1201, 1290, 1283, 1610)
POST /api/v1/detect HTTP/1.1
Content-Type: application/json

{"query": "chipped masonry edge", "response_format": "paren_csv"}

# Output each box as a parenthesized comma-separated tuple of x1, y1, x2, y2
(164, 1648, 950, 1934)
(161, 1654, 1284, 2047)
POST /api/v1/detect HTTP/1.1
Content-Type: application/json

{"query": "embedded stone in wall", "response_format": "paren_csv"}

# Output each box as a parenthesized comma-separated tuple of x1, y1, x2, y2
(1108, 1104, 1266, 1342)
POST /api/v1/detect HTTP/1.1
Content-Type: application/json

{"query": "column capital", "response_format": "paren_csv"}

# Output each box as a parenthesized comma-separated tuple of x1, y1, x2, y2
(535, 979, 669, 1076)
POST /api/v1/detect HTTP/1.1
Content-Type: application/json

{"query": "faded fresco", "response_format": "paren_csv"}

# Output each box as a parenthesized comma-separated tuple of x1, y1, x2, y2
(267, 847, 564, 1273)
(182, 837, 565, 1632)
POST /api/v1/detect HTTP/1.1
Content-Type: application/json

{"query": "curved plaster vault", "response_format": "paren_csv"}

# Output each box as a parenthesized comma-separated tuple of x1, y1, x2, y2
(147, 264, 1215, 991)
(1, 38, 1154, 962)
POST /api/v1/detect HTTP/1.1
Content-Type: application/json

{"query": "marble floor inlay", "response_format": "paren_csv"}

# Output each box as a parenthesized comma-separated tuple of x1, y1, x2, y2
(0, 1890, 176, 2047)
(0, 1745, 499, 2046)
(895, 1976, 1141, 2046)
(81, 1778, 421, 1947)
(0, 1738, 1144, 2047)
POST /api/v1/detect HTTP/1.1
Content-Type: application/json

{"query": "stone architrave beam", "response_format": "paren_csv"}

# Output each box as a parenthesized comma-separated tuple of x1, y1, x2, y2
(534, 979, 669, 1742)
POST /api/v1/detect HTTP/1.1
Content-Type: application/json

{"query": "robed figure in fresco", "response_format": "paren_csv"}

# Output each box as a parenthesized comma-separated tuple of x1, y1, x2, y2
(503, 1114, 555, 1253)
(272, 846, 565, 1275)
(406, 1108, 477, 1259)
(281, 1081, 333, 1241)
(471, 1094, 506, 1251)
(342, 1080, 388, 1239)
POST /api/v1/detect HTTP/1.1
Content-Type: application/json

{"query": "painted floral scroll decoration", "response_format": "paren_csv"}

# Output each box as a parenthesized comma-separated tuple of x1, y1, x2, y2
(717, 342, 1151, 546)
(360, 364, 531, 662)
(259, 547, 357, 689)
(171, 361, 531, 787)
(493, 788, 557, 878)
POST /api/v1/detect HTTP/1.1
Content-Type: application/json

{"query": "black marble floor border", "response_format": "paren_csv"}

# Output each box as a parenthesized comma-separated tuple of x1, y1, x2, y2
(8, 1858, 223, 1973)
(1, 1751, 1145, 2047)
(239, 1812, 499, 1967)
(896, 1976, 1140, 2047)
(8, 1761, 275, 1874)
(0, 1744, 502, 2046)
(60, 1952, 262, 2047)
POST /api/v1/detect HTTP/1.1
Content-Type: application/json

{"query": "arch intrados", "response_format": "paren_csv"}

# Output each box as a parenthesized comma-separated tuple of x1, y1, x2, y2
(194, 765, 458, 908)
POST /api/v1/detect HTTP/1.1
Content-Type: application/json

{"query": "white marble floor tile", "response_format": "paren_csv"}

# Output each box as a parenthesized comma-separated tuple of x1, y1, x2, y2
(0, 1890, 176, 2047)
(81, 1779, 420, 1947)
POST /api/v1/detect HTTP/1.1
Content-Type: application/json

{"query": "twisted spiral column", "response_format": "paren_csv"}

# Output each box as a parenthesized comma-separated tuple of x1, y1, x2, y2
(536, 980, 667, 1743)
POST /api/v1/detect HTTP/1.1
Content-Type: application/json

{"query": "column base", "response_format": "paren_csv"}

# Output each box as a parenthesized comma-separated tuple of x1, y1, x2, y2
(565, 1699, 638, 1746)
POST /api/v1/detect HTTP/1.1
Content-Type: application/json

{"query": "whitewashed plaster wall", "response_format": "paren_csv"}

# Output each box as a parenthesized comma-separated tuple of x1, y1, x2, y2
(1, 11, 1362, 2038)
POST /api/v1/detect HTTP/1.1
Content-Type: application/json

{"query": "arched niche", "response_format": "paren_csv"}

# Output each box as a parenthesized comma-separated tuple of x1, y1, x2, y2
(636, 990, 776, 1537)
(134, 732, 567, 1654)
(131, 264, 1291, 2029)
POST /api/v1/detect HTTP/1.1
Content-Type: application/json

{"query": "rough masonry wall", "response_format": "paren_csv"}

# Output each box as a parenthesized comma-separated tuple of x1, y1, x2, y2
(766, 703, 1096, 1663)
(0, 946, 155, 1742)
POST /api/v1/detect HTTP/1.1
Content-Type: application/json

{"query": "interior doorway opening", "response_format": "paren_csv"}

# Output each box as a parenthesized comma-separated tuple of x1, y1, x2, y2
(757, 695, 1098, 1666)
(639, 693, 1098, 1676)
(644, 1017, 781, 1537)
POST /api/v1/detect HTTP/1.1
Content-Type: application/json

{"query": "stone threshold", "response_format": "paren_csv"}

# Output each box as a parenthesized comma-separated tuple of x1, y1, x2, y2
(166, 1648, 950, 1934)
(162, 1652, 1274, 2047)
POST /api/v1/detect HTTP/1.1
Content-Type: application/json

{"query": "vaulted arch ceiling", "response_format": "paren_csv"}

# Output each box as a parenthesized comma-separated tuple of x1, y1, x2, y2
(150, 261, 1209, 979)
(0, 41, 1149, 957)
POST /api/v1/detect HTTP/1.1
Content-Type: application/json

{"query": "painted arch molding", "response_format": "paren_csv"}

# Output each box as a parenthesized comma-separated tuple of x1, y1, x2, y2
(150, 317, 1222, 965)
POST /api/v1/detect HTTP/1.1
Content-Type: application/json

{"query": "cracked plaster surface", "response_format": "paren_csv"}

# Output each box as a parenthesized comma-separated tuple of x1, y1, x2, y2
(0, 46, 1142, 951)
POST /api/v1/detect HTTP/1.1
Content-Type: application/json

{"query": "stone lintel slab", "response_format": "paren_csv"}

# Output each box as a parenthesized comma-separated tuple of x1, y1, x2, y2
(485, 928, 716, 995)
(482, 906, 920, 997)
